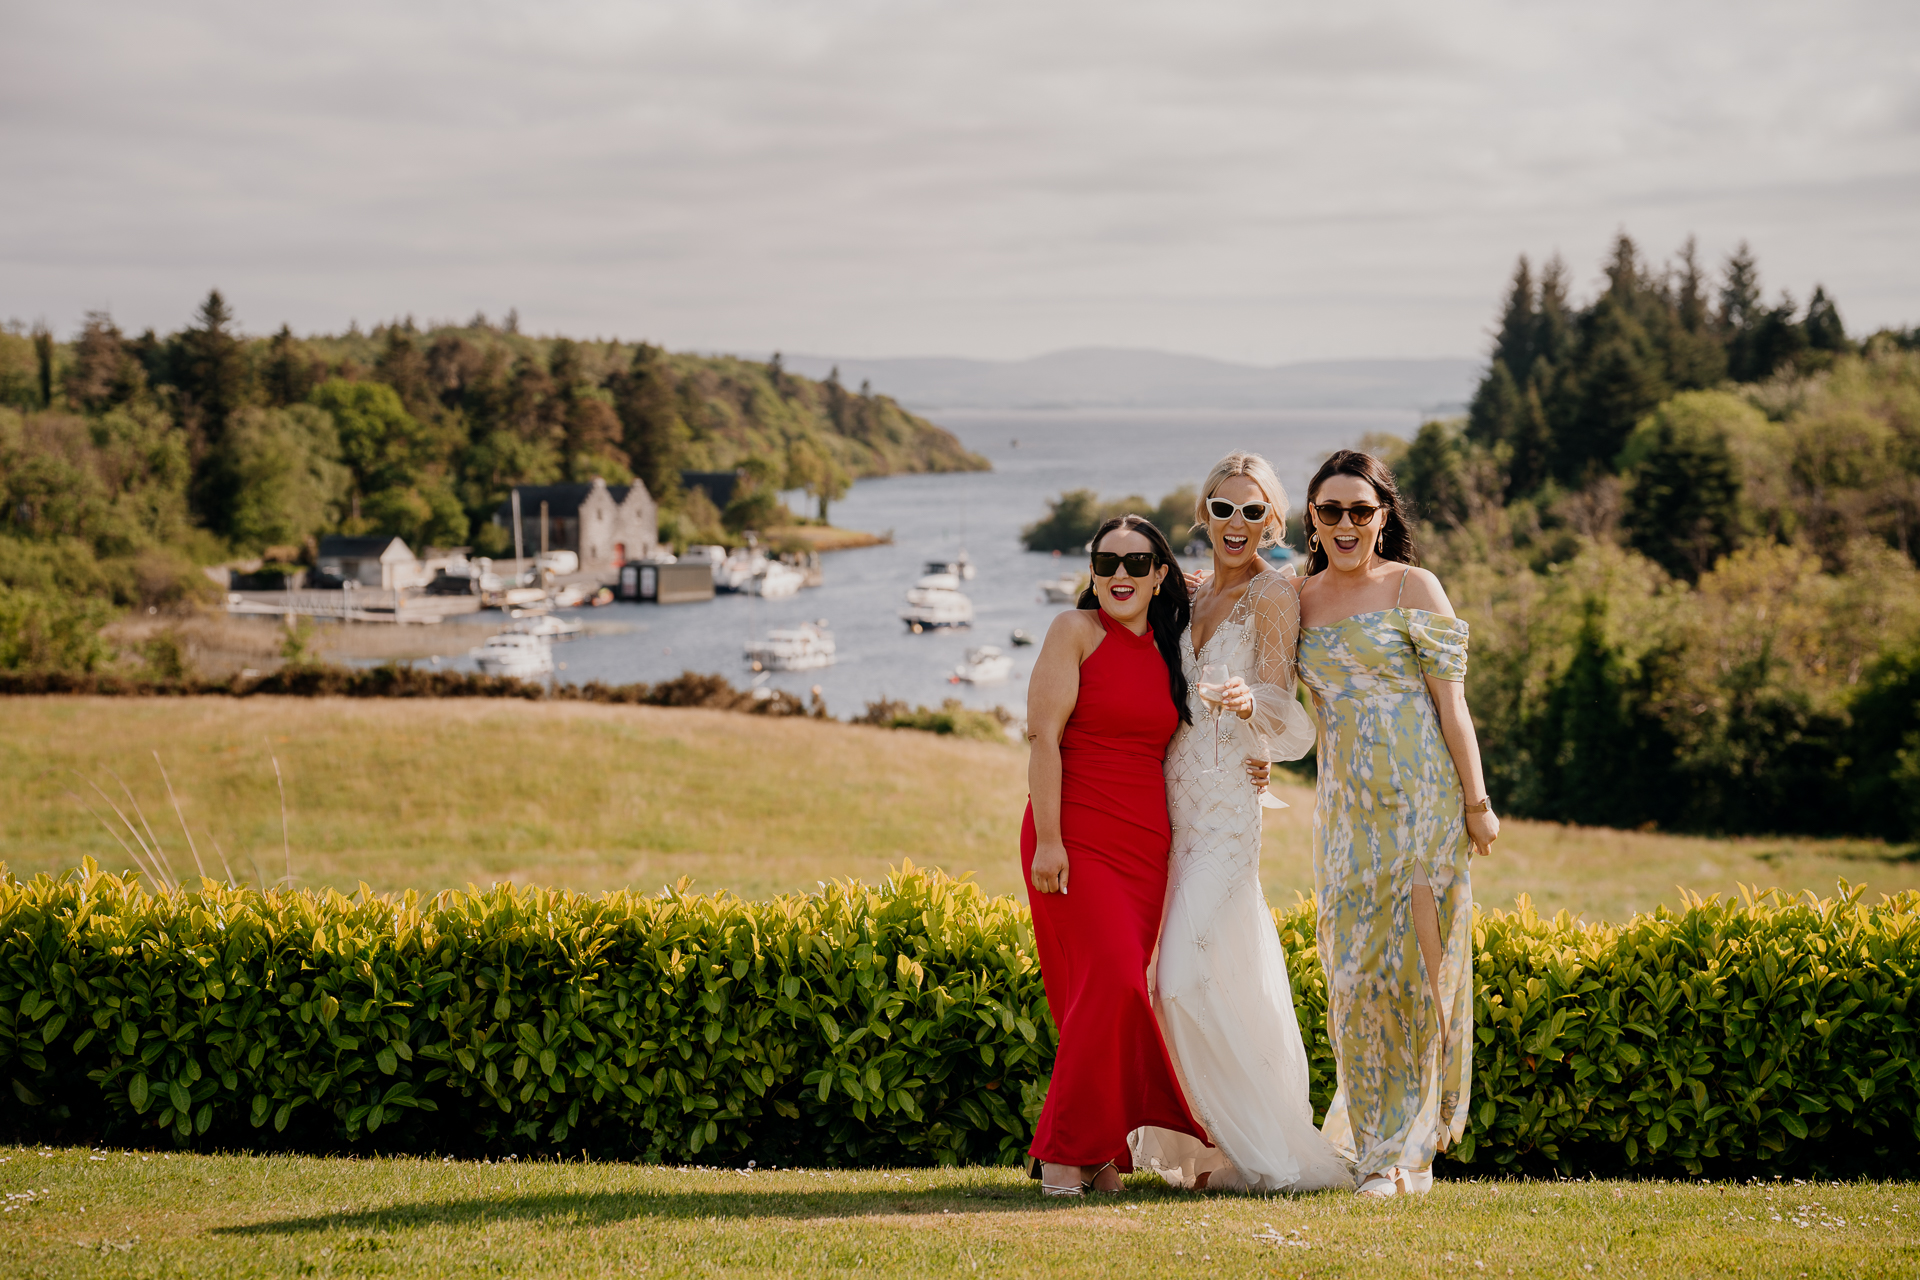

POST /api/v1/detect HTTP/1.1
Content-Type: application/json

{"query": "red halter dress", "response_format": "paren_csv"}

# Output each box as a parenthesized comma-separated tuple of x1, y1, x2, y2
(1022, 608, 1209, 1169)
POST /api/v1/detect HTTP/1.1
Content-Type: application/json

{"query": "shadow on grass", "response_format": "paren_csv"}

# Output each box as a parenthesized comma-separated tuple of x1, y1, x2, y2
(209, 1180, 1153, 1235)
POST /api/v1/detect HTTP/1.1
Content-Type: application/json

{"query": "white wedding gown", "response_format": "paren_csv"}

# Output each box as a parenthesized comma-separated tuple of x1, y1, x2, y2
(1130, 571, 1356, 1192)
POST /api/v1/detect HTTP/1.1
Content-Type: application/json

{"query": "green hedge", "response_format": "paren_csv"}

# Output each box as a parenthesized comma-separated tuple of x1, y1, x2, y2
(0, 666, 821, 717)
(2, 862, 1916, 1177)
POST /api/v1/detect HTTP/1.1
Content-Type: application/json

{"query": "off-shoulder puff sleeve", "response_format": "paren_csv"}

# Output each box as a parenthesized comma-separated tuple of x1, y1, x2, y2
(1405, 609, 1470, 682)
(1244, 572, 1317, 762)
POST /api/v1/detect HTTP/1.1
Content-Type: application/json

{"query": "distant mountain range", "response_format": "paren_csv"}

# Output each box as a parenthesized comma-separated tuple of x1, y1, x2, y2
(776, 348, 1480, 414)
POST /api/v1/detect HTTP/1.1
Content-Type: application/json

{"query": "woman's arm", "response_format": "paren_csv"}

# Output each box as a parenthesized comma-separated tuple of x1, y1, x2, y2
(1026, 611, 1093, 893)
(1401, 568, 1499, 856)
(1426, 677, 1498, 856)
(1242, 574, 1316, 761)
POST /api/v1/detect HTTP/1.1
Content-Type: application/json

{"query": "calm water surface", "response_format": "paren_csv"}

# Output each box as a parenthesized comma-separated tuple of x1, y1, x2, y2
(451, 409, 1417, 716)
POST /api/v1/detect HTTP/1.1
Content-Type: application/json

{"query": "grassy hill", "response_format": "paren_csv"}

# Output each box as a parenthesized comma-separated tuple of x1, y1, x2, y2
(5, 697, 1913, 919)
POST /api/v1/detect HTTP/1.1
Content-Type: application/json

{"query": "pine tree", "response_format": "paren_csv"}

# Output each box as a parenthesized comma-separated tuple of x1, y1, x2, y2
(262, 325, 317, 407)
(610, 344, 690, 504)
(1466, 360, 1522, 448)
(174, 289, 252, 444)
(1804, 286, 1849, 353)
(1492, 256, 1536, 382)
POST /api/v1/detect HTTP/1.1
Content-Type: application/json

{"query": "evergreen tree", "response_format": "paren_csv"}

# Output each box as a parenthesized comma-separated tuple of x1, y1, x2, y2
(1664, 237, 1727, 389)
(63, 312, 146, 412)
(1493, 256, 1536, 382)
(373, 328, 435, 421)
(1524, 601, 1679, 828)
(31, 323, 53, 408)
(609, 344, 690, 504)
(172, 290, 252, 444)
(261, 325, 318, 408)
(1745, 294, 1809, 381)
(1719, 243, 1765, 381)
(1466, 360, 1522, 448)
(1398, 421, 1470, 527)
(1619, 404, 1744, 581)
(1803, 286, 1849, 353)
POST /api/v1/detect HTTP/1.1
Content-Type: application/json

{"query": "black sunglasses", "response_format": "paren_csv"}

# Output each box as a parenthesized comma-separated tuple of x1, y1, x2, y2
(1090, 550, 1158, 577)
(1207, 498, 1271, 522)
(1312, 502, 1383, 526)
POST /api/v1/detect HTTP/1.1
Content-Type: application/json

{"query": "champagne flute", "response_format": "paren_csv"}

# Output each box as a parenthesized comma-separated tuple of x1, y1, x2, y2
(1198, 662, 1230, 770)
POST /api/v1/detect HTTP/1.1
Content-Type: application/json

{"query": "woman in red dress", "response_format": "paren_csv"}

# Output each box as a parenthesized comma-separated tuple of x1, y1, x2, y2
(1023, 514, 1210, 1195)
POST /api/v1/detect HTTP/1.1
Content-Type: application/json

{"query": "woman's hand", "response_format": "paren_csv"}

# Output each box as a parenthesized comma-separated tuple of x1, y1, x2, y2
(1466, 810, 1499, 857)
(1244, 756, 1270, 789)
(1215, 676, 1255, 720)
(1030, 840, 1071, 894)
(1184, 568, 1213, 592)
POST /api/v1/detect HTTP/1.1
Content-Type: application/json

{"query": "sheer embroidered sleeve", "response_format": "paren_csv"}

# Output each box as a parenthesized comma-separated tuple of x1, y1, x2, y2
(1243, 572, 1316, 761)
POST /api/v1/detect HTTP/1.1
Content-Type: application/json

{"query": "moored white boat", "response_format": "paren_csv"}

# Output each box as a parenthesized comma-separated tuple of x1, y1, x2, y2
(1039, 574, 1080, 604)
(924, 552, 977, 581)
(715, 548, 769, 592)
(508, 613, 583, 641)
(744, 622, 837, 672)
(900, 572, 974, 632)
(953, 645, 1014, 683)
(471, 633, 555, 679)
(742, 561, 807, 598)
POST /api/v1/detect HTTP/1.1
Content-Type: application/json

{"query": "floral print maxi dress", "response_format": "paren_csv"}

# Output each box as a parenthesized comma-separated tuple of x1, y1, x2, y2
(1296, 602, 1472, 1177)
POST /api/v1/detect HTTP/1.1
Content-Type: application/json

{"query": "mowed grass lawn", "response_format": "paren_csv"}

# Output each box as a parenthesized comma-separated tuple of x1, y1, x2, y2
(3, 697, 1917, 919)
(1, 1148, 1914, 1279)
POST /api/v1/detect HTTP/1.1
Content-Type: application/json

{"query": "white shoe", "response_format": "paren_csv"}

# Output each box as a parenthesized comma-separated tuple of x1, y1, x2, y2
(1394, 1166, 1434, 1195)
(1355, 1171, 1398, 1198)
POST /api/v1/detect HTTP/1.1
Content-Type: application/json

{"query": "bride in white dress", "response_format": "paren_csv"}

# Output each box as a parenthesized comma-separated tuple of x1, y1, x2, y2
(1130, 453, 1355, 1193)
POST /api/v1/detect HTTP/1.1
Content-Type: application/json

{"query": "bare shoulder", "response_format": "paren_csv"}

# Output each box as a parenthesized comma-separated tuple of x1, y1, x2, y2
(1397, 566, 1455, 616)
(1043, 607, 1104, 657)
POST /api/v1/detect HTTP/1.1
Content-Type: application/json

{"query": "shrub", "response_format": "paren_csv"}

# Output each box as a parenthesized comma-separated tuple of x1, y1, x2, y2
(1, 865, 1913, 1178)
(855, 698, 1013, 743)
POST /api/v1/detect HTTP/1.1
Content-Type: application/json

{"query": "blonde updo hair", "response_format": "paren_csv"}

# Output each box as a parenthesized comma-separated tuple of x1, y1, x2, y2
(1193, 451, 1290, 548)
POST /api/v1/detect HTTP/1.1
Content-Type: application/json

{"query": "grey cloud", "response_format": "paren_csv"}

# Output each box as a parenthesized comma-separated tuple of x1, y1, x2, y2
(1, 0, 1914, 361)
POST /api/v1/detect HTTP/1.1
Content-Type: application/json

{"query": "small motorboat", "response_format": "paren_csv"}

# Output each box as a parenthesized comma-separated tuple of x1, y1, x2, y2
(1009, 628, 1035, 647)
(508, 614, 583, 641)
(952, 645, 1014, 683)
(745, 622, 836, 672)
(471, 633, 555, 679)
(924, 552, 977, 581)
(742, 561, 807, 598)
(900, 572, 974, 633)
(1039, 574, 1081, 604)
(715, 547, 769, 593)
(551, 583, 591, 608)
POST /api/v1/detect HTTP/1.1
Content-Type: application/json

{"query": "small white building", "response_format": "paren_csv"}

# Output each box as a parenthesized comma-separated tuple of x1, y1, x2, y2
(316, 535, 420, 589)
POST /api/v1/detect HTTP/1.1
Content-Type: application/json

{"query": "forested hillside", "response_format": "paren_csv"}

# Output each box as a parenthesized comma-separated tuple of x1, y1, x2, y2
(1374, 235, 1920, 840)
(0, 297, 985, 668)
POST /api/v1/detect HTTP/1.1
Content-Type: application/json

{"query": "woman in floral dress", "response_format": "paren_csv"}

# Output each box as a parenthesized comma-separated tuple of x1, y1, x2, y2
(1295, 450, 1499, 1198)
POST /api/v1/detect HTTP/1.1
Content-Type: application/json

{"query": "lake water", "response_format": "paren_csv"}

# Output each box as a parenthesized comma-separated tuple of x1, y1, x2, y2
(454, 408, 1417, 716)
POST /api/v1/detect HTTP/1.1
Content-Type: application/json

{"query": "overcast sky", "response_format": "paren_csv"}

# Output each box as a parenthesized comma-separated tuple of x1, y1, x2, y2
(3, 0, 1915, 363)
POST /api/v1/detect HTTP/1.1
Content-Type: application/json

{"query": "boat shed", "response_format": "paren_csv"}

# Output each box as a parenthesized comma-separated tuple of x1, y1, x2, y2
(316, 535, 419, 589)
(492, 478, 660, 574)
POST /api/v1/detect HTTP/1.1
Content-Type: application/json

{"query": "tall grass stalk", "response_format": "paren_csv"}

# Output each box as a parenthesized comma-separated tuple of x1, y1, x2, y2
(106, 768, 178, 888)
(60, 784, 156, 886)
(266, 737, 292, 889)
(153, 750, 208, 882)
(74, 772, 173, 891)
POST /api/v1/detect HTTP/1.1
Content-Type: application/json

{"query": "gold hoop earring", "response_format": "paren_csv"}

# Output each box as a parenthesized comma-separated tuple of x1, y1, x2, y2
(1308, 532, 1320, 553)
(1375, 533, 1385, 555)
(1153, 584, 1160, 596)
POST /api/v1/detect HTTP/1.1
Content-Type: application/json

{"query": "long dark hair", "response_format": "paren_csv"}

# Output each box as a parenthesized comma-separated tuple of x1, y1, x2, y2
(1304, 449, 1419, 575)
(1076, 514, 1193, 725)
